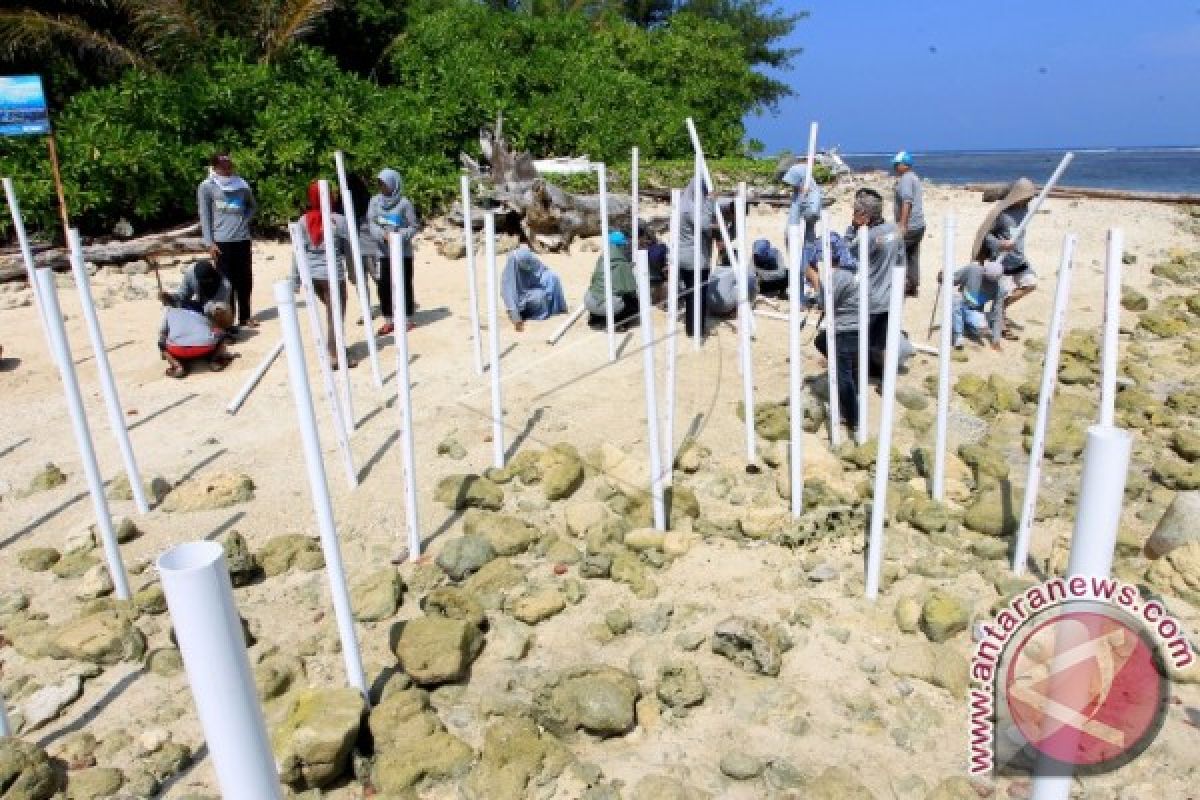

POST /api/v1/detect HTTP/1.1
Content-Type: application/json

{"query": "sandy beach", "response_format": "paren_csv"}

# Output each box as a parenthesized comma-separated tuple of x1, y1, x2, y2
(1, 175, 1198, 799)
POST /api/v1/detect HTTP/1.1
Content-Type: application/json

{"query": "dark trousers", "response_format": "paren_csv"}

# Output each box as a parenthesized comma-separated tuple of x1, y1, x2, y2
(868, 311, 889, 378)
(814, 328, 860, 429)
(216, 239, 253, 324)
(679, 266, 710, 337)
(903, 227, 925, 295)
(377, 254, 416, 320)
(312, 279, 347, 359)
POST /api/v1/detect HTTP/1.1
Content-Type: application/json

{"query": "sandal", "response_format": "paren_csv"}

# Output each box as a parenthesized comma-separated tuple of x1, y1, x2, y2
(209, 355, 234, 372)
(1001, 329, 1019, 341)
(244, 319, 260, 329)
(165, 364, 186, 379)
(377, 322, 395, 336)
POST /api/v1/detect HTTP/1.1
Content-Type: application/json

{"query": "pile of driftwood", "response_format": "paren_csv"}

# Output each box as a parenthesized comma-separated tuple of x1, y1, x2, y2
(0, 223, 205, 284)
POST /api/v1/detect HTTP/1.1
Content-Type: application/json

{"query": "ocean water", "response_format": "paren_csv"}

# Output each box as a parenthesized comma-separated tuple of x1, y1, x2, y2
(840, 148, 1200, 195)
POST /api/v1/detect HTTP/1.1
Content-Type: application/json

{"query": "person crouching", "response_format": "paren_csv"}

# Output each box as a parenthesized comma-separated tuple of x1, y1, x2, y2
(159, 303, 234, 379)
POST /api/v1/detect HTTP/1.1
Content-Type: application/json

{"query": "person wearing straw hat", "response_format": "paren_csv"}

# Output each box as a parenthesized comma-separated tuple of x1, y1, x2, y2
(781, 162, 821, 244)
(295, 180, 357, 369)
(971, 177, 1040, 339)
(197, 153, 257, 332)
(366, 168, 420, 335)
(500, 244, 567, 333)
(678, 174, 717, 338)
(584, 231, 639, 329)
(891, 151, 926, 297)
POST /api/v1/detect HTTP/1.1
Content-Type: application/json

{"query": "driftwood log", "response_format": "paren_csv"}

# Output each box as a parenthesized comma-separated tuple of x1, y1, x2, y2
(0, 224, 204, 283)
(970, 183, 1200, 206)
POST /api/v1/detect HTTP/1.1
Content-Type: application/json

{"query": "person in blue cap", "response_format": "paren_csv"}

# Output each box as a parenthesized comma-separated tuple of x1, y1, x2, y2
(892, 151, 926, 298)
(752, 238, 788, 297)
(584, 230, 639, 329)
(781, 161, 822, 244)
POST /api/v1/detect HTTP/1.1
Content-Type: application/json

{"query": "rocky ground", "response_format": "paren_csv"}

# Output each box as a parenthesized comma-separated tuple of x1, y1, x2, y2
(1, 182, 1199, 799)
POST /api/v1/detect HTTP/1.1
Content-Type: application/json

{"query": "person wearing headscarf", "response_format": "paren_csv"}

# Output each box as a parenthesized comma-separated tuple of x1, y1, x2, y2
(500, 244, 567, 332)
(892, 151, 926, 298)
(161, 259, 232, 317)
(197, 153, 257, 331)
(678, 175, 717, 338)
(584, 231, 639, 328)
(295, 180, 356, 368)
(781, 162, 822, 244)
(972, 177, 1039, 337)
(843, 188, 903, 372)
(366, 168, 420, 335)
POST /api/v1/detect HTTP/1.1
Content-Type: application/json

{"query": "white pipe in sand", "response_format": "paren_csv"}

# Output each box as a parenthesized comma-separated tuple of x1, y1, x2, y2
(1029, 423, 1132, 800)
(273, 280, 367, 698)
(635, 249, 666, 531)
(1012, 234, 1078, 576)
(334, 151, 383, 389)
(460, 175, 484, 374)
(597, 163, 616, 362)
(483, 213, 506, 469)
(545, 305, 587, 346)
(288, 224, 358, 489)
(735, 182, 757, 468)
(864, 265, 907, 601)
(317, 180, 354, 432)
(66, 230, 149, 515)
(1012, 153, 1075, 244)
(157, 541, 282, 799)
(2, 178, 52, 347)
(1099, 228, 1124, 427)
(34, 268, 131, 600)
(692, 155, 702, 350)
(820, 213, 840, 447)
(631, 147, 639, 258)
(857, 224, 870, 444)
(388, 233, 422, 561)
(802, 123, 818, 199)
(788, 222, 807, 517)
(226, 340, 284, 415)
(932, 215, 956, 501)
(662, 189, 682, 483)
(0, 695, 10, 737)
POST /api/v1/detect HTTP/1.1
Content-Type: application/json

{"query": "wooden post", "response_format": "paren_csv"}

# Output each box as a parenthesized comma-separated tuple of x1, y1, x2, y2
(46, 134, 71, 237)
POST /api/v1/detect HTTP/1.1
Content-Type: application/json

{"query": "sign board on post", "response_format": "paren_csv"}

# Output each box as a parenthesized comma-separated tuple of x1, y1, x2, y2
(0, 76, 51, 137)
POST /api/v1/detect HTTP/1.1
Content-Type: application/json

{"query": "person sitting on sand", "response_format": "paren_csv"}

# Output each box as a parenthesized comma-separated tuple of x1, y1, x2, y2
(158, 303, 234, 378)
(940, 262, 1007, 351)
(501, 244, 567, 332)
(706, 251, 758, 318)
(160, 259, 231, 317)
(781, 161, 822, 244)
(296, 180, 357, 369)
(753, 239, 788, 298)
(584, 231, 639, 329)
(641, 230, 669, 305)
(972, 177, 1039, 339)
(366, 168, 420, 335)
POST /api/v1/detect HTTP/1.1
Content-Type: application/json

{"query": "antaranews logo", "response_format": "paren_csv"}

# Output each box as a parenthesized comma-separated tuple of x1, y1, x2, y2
(968, 575, 1194, 777)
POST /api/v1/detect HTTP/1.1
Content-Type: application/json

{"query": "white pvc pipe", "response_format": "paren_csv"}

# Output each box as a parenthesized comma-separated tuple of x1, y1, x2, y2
(820, 213, 840, 447)
(1012, 153, 1075, 244)
(2, 178, 52, 349)
(788, 223, 806, 517)
(226, 339, 284, 415)
(1012, 234, 1078, 576)
(546, 304, 586, 345)
(1030, 423, 1131, 800)
(865, 265, 906, 600)
(692, 155, 702, 350)
(460, 175, 484, 375)
(857, 224, 869, 443)
(388, 233, 421, 561)
(318, 180, 354, 432)
(635, 250, 666, 531)
(0, 694, 10, 737)
(802, 123, 818, 197)
(272, 281, 367, 699)
(597, 163, 616, 362)
(334, 152, 383, 389)
(288, 224, 358, 490)
(483, 213, 506, 468)
(631, 147, 639, 259)
(662, 189, 682, 484)
(67, 230, 149, 515)
(932, 215, 956, 501)
(735, 183, 757, 467)
(34, 268, 131, 600)
(1099, 228, 1123, 427)
(157, 541, 282, 799)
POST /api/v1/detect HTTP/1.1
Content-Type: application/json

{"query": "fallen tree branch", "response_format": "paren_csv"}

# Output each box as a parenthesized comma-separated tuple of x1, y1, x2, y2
(0, 224, 204, 283)
(967, 183, 1200, 205)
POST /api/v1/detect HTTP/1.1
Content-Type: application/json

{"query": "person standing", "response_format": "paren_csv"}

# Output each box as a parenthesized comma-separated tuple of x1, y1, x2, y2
(810, 248, 862, 434)
(295, 181, 357, 368)
(678, 175, 717, 338)
(366, 168, 419, 335)
(197, 153, 257, 331)
(891, 151, 925, 298)
(781, 161, 822, 244)
(844, 189, 903, 373)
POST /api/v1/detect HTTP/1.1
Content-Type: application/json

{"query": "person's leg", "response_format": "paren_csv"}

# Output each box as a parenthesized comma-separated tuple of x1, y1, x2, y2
(403, 254, 416, 318)
(680, 266, 697, 336)
(837, 331, 859, 429)
(376, 256, 394, 329)
(952, 297, 966, 346)
(208, 340, 233, 370)
(904, 228, 924, 297)
(312, 279, 336, 360)
(238, 240, 255, 325)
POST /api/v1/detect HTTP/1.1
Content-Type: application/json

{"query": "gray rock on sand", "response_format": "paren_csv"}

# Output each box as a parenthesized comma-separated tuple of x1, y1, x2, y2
(805, 766, 877, 799)
(108, 473, 172, 504)
(656, 662, 706, 709)
(160, 471, 254, 512)
(351, 568, 404, 622)
(533, 665, 641, 737)
(541, 444, 585, 501)
(509, 588, 566, 625)
(64, 766, 124, 799)
(0, 738, 64, 799)
(21, 676, 83, 732)
(221, 531, 261, 586)
(887, 642, 969, 697)
(27, 463, 67, 493)
(462, 716, 572, 800)
(719, 751, 764, 780)
(0, 590, 29, 615)
(437, 435, 467, 460)
(50, 611, 146, 665)
(257, 534, 324, 577)
(711, 616, 784, 676)
(1146, 491, 1200, 559)
(463, 510, 539, 556)
(368, 689, 474, 793)
(392, 616, 484, 685)
(435, 474, 504, 511)
(271, 687, 366, 789)
(962, 487, 1021, 537)
(17, 547, 61, 572)
(436, 535, 496, 580)
(920, 591, 969, 643)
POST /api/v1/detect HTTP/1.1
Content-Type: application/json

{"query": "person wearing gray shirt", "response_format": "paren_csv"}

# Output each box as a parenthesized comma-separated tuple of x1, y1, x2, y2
(945, 262, 1007, 349)
(197, 153, 257, 329)
(364, 168, 420, 334)
(891, 151, 925, 298)
(844, 188, 903, 375)
(678, 176, 717, 338)
(810, 254, 862, 432)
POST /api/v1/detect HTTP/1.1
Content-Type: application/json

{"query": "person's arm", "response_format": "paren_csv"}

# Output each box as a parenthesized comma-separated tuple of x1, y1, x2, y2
(158, 313, 170, 344)
(897, 175, 913, 230)
(898, 201, 912, 232)
(366, 196, 388, 244)
(399, 199, 419, 243)
(197, 183, 219, 259)
(203, 279, 233, 317)
(244, 186, 257, 222)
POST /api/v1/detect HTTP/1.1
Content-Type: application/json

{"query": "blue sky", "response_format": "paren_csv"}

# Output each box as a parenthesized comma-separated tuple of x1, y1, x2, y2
(745, 1, 1200, 154)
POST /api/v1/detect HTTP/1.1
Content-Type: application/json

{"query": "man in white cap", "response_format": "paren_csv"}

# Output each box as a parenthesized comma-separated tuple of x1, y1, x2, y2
(892, 151, 925, 298)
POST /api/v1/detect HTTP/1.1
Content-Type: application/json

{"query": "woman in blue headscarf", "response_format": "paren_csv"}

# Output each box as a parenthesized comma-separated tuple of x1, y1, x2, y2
(366, 168, 419, 334)
(500, 244, 567, 332)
